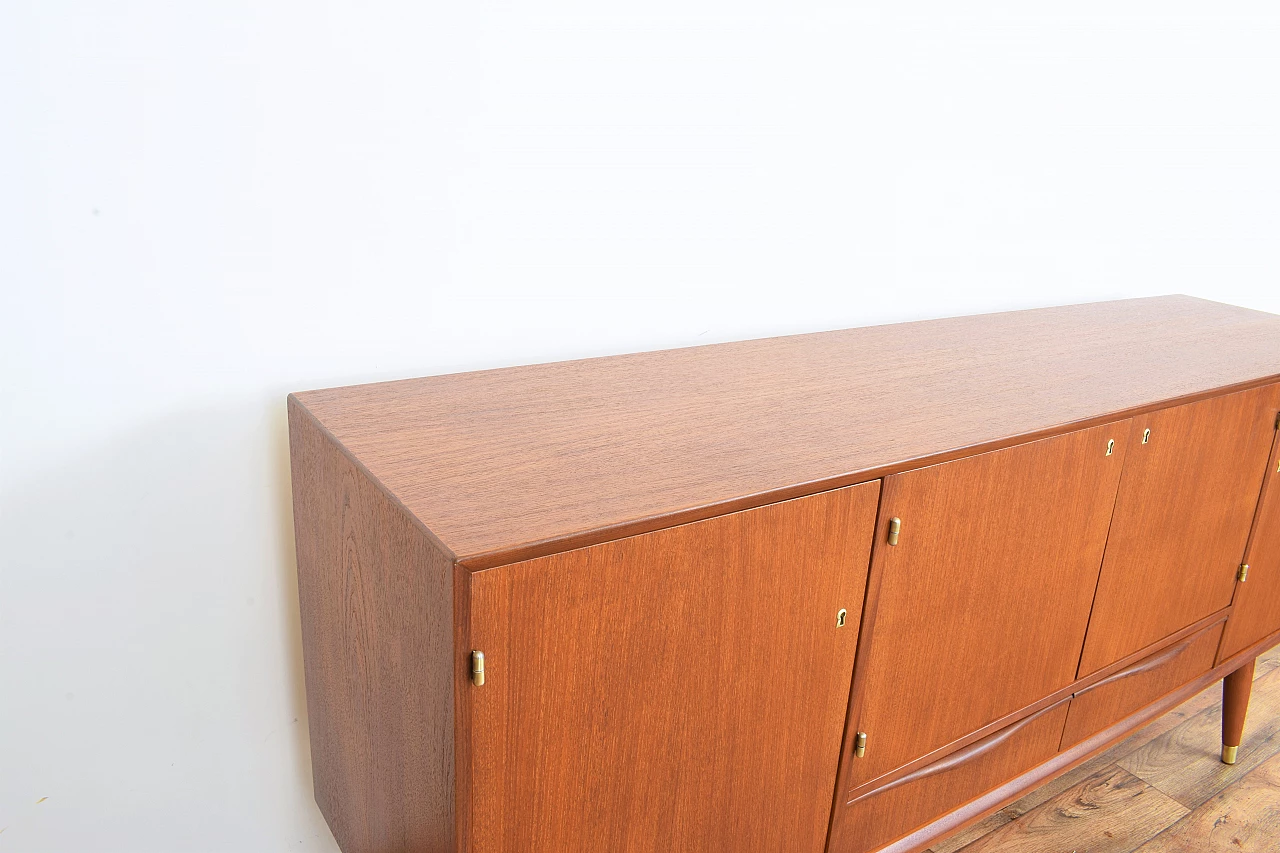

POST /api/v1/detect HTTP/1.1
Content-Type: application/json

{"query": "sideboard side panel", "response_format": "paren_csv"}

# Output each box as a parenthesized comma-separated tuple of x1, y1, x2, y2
(289, 397, 456, 853)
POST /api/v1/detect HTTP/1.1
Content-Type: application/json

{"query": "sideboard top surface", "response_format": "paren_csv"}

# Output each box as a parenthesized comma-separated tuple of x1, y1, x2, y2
(291, 295, 1280, 568)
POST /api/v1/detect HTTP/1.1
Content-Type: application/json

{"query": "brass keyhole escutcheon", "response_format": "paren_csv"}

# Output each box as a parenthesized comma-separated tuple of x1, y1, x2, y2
(837, 609, 847, 628)
(1106, 439, 1115, 457)
(1142, 428, 1151, 444)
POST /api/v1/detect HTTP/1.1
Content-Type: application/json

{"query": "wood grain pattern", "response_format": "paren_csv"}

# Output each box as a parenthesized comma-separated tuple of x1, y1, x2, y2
(1118, 653, 1280, 809)
(287, 399, 456, 853)
(1223, 658, 1257, 751)
(865, 631, 1280, 853)
(1061, 622, 1224, 749)
(1079, 384, 1280, 676)
(840, 422, 1128, 794)
(828, 704, 1070, 853)
(850, 705, 1067, 806)
(928, 643, 1280, 853)
(933, 685, 1216, 853)
(286, 297, 1280, 853)
(954, 765, 1188, 853)
(466, 483, 881, 853)
(292, 296, 1280, 568)
(1132, 749, 1280, 852)
(932, 621, 1260, 853)
(924, 809, 1015, 853)
(1220, 423, 1280, 661)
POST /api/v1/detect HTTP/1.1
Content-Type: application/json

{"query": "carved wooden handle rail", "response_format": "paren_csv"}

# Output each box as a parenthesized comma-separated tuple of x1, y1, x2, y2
(847, 699, 1069, 805)
(1072, 633, 1200, 699)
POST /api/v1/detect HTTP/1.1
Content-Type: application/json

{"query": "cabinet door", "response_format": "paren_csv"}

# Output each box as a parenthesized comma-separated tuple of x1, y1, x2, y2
(840, 423, 1127, 796)
(1078, 385, 1280, 676)
(466, 482, 881, 853)
(1219, 423, 1280, 662)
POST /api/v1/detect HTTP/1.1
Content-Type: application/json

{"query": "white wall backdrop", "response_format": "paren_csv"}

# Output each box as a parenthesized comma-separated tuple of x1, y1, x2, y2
(3, 2, 1279, 849)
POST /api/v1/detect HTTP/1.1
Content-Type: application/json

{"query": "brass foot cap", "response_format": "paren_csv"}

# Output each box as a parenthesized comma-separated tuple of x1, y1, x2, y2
(1222, 745, 1239, 765)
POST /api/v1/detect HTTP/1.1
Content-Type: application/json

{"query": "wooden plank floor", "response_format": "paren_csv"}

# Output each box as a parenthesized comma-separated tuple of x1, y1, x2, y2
(929, 644, 1280, 853)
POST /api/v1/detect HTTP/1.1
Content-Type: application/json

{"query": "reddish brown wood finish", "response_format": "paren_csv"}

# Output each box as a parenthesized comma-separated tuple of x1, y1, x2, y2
(1078, 385, 1280, 676)
(828, 703, 1070, 853)
(1061, 620, 1224, 749)
(1219, 423, 1280, 661)
(838, 422, 1128, 796)
(291, 296, 1280, 570)
(1222, 658, 1256, 752)
(828, 609, 1224, 823)
(286, 297, 1280, 853)
(466, 483, 881, 853)
(287, 399, 456, 853)
(857, 630, 1280, 853)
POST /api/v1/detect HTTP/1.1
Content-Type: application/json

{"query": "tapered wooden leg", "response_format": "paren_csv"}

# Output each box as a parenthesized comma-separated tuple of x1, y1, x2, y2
(1221, 658, 1256, 765)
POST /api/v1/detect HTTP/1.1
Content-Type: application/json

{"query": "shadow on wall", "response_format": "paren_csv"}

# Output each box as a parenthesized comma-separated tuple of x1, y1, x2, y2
(0, 397, 332, 847)
(269, 395, 316, 799)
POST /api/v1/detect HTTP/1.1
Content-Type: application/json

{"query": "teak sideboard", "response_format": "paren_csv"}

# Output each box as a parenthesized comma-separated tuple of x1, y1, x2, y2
(288, 296, 1280, 853)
